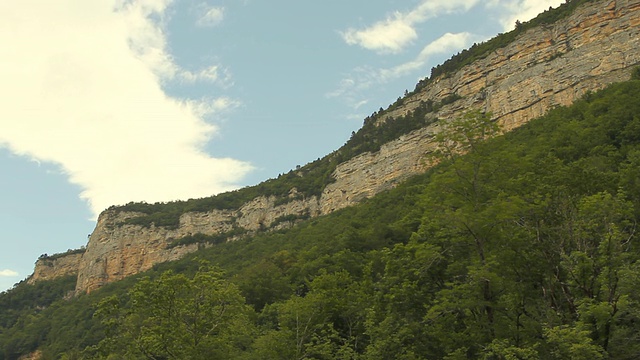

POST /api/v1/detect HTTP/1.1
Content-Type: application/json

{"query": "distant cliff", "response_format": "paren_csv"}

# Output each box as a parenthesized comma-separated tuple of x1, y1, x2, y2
(27, 250, 84, 284)
(28, 0, 640, 294)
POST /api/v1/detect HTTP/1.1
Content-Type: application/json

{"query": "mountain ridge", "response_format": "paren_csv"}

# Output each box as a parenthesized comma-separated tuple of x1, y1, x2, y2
(26, 0, 640, 295)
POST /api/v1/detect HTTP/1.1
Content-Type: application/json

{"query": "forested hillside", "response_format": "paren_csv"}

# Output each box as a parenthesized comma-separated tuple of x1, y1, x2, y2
(2, 75, 640, 359)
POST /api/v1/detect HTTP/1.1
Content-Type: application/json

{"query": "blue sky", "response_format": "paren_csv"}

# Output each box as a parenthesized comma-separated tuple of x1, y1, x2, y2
(0, 0, 563, 292)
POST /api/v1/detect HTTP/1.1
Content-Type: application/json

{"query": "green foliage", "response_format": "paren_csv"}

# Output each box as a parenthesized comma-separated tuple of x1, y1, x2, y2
(0, 276, 79, 359)
(166, 227, 248, 249)
(269, 212, 311, 228)
(344, 100, 438, 159)
(631, 66, 640, 80)
(38, 248, 86, 262)
(0, 276, 76, 329)
(3, 79, 640, 359)
(91, 264, 255, 359)
(431, 109, 499, 162)
(544, 325, 606, 359)
(233, 258, 294, 311)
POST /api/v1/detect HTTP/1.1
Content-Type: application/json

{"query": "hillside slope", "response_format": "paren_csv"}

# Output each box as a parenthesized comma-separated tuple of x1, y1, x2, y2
(3, 74, 640, 359)
(26, 0, 634, 295)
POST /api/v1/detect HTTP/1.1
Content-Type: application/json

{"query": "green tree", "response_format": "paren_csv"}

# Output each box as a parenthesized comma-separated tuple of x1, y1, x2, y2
(251, 271, 365, 360)
(544, 325, 605, 360)
(431, 110, 499, 162)
(363, 241, 445, 359)
(234, 259, 293, 311)
(94, 264, 255, 359)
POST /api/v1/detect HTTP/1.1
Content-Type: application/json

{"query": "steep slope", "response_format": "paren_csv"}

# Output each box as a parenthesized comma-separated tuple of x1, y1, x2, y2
(27, 0, 640, 294)
(3, 78, 640, 359)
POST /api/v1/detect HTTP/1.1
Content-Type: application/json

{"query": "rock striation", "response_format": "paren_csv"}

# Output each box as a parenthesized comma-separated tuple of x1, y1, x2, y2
(30, 0, 640, 294)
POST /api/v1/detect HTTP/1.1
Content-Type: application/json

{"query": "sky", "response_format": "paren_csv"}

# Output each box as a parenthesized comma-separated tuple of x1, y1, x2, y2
(0, 0, 564, 292)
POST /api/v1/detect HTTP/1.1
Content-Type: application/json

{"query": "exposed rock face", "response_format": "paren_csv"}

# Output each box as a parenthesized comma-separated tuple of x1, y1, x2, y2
(387, 0, 640, 132)
(49, 0, 640, 294)
(27, 252, 84, 285)
(75, 197, 320, 293)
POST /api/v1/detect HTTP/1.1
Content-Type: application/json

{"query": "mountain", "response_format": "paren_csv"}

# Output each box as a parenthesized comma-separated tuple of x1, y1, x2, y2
(28, 0, 640, 296)
(3, 0, 640, 358)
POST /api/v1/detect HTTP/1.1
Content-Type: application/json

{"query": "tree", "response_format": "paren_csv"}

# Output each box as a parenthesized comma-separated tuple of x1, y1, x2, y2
(431, 109, 499, 163)
(251, 271, 365, 360)
(93, 263, 255, 359)
(234, 259, 293, 311)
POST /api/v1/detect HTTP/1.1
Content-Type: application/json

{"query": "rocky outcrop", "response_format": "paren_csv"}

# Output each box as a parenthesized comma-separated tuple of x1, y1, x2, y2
(64, 0, 640, 293)
(75, 196, 320, 293)
(27, 252, 84, 285)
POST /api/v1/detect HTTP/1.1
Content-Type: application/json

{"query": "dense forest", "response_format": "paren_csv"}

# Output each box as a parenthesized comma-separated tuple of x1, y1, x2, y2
(2, 75, 640, 359)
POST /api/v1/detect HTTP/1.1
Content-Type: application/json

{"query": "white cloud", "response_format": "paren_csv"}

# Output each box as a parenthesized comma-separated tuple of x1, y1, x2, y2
(197, 5, 225, 27)
(382, 32, 475, 79)
(179, 64, 233, 86)
(329, 32, 475, 109)
(353, 100, 369, 110)
(325, 70, 375, 110)
(0, 0, 252, 217)
(487, 0, 565, 31)
(186, 97, 242, 117)
(341, 0, 480, 53)
(0, 270, 18, 277)
(342, 13, 418, 54)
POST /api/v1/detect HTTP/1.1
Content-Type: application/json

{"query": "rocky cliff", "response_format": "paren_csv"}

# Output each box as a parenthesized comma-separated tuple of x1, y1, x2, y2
(74, 197, 321, 293)
(27, 251, 84, 284)
(31, 0, 640, 294)
(387, 0, 640, 132)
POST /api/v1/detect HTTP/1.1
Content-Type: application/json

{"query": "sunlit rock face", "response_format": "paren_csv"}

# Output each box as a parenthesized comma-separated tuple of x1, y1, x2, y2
(28, 253, 83, 284)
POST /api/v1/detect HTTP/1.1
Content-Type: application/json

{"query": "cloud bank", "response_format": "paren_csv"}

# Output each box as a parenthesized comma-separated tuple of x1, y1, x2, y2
(0, 270, 18, 277)
(329, 32, 475, 109)
(342, 0, 565, 54)
(490, 0, 566, 31)
(0, 0, 252, 217)
(341, 0, 480, 53)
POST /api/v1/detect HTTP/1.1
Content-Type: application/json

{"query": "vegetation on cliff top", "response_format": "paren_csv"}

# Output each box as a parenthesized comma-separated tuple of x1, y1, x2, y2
(2, 79, 640, 358)
(37, 248, 86, 262)
(112, 98, 441, 229)
(414, 0, 599, 93)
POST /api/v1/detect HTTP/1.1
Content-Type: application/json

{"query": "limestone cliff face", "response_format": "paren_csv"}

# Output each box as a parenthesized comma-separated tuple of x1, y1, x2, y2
(75, 196, 320, 293)
(66, 0, 640, 293)
(387, 0, 640, 131)
(27, 252, 84, 285)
